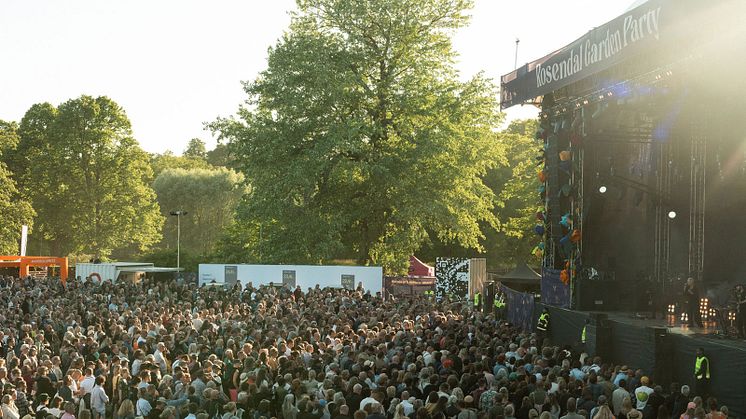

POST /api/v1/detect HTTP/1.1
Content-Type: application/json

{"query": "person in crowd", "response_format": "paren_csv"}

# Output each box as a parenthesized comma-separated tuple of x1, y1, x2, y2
(89, 376, 109, 419)
(117, 399, 136, 419)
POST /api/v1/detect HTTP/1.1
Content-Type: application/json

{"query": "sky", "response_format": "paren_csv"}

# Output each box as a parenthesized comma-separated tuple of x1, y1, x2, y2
(1, 0, 634, 154)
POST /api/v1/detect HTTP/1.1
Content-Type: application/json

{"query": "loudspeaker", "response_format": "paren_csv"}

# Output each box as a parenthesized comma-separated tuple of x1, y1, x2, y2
(652, 327, 673, 386)
(577, 279, 619, 311)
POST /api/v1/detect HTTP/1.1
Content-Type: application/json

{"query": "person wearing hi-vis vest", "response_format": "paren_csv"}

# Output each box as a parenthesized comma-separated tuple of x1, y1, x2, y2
(694, 347, 710, 398)
(493, 293, 506, 318)
(537, 308, 550, 345)
(581, 318, 589, 348)
(473, 291, 482, 311)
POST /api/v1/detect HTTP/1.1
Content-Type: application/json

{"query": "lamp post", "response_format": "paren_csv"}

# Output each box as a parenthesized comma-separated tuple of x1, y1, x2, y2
(169, 210, 188, 272)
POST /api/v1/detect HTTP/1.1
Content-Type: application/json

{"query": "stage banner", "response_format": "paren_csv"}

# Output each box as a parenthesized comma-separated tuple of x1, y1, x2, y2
(500, 0, 731, 108)
(435, 257, 469, 299)
(383, 276, 435, 298)
(499, 284, 534, 331)
(541, 268, 571, 308)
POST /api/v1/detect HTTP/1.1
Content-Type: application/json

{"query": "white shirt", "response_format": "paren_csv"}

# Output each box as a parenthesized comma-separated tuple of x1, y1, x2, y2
(359, 397, 377, 411)
(91, 385, 109, 412)
(400, 400, 415, 416)
(154, 349, 167, 372)
(137, 398, 152, 416)
(132, 358, 143, 377)
(634, 385, 654, 410)
(80, 375, 96, 395)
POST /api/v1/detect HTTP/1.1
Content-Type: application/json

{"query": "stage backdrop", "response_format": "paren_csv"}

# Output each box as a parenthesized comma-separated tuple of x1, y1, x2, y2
(542, 268, 571, 308)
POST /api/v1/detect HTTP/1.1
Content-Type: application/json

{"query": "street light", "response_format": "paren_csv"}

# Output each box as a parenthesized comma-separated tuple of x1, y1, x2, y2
(169, 210, 188, 272)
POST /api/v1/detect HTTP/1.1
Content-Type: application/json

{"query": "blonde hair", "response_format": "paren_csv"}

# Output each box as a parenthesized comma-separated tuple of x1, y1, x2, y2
(118, 399, 135, 417)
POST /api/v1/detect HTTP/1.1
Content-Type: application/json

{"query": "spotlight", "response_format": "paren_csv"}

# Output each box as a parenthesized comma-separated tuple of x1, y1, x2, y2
(668, 211, 677, 219)
(598, 186, 607, 194)
(667, 304, 675, 314)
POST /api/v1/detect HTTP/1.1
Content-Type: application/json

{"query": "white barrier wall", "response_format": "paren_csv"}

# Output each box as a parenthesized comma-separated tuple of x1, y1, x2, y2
(198, 264, 383, 292)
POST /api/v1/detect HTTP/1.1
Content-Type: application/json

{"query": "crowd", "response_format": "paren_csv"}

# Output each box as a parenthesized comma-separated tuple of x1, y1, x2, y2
(0, 275, 733, 419)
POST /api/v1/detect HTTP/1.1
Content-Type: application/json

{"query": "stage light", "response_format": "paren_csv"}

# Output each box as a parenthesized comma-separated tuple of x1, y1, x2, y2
(729, 311, 736, 321)
(668, 211, 677, 219)
(598, 186, 607, 194)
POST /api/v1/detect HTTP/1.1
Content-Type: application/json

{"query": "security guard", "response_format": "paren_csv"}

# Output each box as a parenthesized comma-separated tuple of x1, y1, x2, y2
(473, 291, 482, 312)
(694, 347, 710, 397)
(493, 294, 506, 318)
(537, 308, 550, 345)
(581, 318, 589, 345)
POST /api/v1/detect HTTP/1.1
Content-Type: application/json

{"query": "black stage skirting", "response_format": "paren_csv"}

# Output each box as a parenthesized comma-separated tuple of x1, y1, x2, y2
(537, 304, 746, 417)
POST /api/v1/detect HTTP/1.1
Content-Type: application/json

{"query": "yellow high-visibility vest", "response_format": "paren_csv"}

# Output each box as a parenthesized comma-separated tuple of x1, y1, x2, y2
(695, 356, 710, 379)
(537, 313, 549, 331)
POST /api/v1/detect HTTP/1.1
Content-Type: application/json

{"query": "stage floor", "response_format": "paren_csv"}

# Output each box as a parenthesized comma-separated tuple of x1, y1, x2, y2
(599, 311, 746, 351)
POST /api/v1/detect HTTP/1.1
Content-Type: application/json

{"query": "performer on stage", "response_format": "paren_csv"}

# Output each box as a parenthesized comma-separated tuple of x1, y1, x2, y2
(683, 277, 703, 327)
(735, 284, 746, 338)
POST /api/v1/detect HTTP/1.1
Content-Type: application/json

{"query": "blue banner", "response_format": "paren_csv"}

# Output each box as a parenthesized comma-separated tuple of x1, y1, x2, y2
(541, 268, 571, 308)
(499, 284, 535, 331)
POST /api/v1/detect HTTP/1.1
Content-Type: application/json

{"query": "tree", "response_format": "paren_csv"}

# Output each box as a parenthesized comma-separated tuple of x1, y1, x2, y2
(206, 143, 234, 168)
(183, 138, 207, 160)
(485, 119, 542, 269)
(0, 120, 35, 254)
(416, 119, 541, 271)
(152, 167, 246, 255)
(13, 96, 163, 257)
(150, 150, 211, 178)
(212, 0, 503, 273)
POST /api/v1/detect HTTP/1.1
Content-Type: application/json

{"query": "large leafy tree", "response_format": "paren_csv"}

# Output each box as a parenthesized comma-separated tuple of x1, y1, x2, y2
(417, 119, 542, 270)
(213, 0, 503, 273)
(0, 120, 35, 254)
(152, 167, 246, 255)
(12, 96, 163, 257)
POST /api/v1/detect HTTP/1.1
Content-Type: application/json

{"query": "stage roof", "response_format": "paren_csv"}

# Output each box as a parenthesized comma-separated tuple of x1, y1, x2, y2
(500, 262, 540, 284)
(500, 0, 741, 108)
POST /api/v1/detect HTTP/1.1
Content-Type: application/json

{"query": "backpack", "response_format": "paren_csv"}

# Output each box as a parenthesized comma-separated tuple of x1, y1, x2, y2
(36, 407, 51, 419)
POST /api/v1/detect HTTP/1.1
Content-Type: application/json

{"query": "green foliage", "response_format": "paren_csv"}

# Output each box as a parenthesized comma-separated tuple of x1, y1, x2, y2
(183, 138, 208, 160)
(150, 150, 211, 178)
(211, 0, 502, 274)
(12, 96, 163, 257)
(0, 120, 20, 154)
(417, 119, 541, 271)
(134, 247, 205, 275)
(206, 143, 234, 168)
(152, 167, 246, 255)
(487, 119, 542, 269)
(0, 120, 35, 254)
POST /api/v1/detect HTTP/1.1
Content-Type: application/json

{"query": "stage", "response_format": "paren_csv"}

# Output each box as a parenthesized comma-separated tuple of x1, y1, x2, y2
(540, 304, 746, 417)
